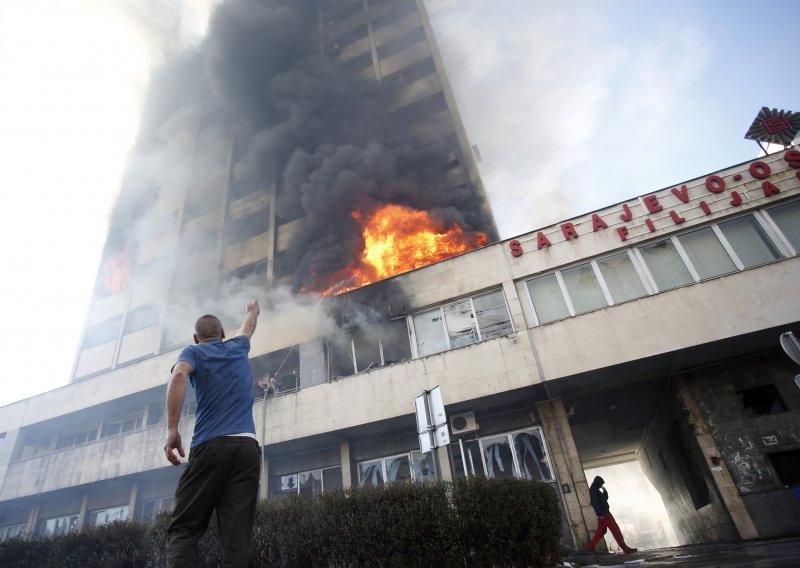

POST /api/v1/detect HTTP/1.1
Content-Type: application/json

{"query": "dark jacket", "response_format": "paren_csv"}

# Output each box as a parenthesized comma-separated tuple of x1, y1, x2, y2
(589, 475, 610, 517)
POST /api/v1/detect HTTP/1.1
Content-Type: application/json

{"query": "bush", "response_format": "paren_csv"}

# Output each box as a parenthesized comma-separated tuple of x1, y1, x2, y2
(0, 478, 562, 567)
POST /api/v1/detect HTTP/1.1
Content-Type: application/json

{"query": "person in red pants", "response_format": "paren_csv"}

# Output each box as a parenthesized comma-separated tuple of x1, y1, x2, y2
(587, 476, 637, 554)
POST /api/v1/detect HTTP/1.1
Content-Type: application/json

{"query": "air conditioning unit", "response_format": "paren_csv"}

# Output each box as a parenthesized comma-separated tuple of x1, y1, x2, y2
(449, 411, 478, 435)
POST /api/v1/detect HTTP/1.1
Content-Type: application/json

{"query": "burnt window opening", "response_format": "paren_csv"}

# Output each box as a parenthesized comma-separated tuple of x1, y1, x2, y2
(326, 24, 367, 52)
(376, 26, 425, 60)
(341, 50, 374, 73)
(222, 259, 268, 290)
(371, 0, 416, 32)
(224, 210, 270, 246)
(383, 56, 436, 90)
(273, 250, 300, 280)
(324, 0, 363, 27)
(326, 319, 412, 380)
(767, 450, 800, 486)
(738, 385, 788, 417)
(270, 466, 343, 500)
(251, 347, 300, 398)
(390, 91, 447, 126)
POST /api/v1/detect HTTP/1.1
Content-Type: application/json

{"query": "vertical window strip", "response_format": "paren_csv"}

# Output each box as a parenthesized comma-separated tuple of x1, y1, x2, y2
(763, 199, 800, 254)
(670, 236, 702, 283)
(753, 209, 796, 258)
(590, 260, 615, 306)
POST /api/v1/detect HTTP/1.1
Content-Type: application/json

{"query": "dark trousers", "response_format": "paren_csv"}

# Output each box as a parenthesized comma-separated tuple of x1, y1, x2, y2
(167, 436, 261, 568)
(588, 512, 634, 552)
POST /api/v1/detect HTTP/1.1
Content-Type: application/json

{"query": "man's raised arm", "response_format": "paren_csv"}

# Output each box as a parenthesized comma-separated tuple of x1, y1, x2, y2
(236, 300, 260, 340)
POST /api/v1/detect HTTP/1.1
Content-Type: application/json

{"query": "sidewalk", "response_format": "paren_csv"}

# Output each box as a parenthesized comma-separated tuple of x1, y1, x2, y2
(565, 537, 800, 567)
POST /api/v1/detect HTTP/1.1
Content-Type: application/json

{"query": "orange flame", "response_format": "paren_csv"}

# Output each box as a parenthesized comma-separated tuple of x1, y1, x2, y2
(314, 204, 488, 295)
(103, 245, 132, 294)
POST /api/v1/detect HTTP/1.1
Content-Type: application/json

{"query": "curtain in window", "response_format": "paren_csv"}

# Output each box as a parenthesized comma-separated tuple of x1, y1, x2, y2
(385, 455, 412, 483)
(767, 200, 800, 251)
(513, 430, 553, 481)
(443, 298, 478, 348)
(526, 274, 570, 324)
(358, 461, 384, 487)
(299, 470, 323, 496)
(596, 252, 647, 303)
(718, 215, 781, 268)
(473, 290, 514, 339)
(639, 239, 693, 290)
(481, 436, 515, 479)
(411, 451, 436, 482)
(678, 227, 736, 279)
(561, 262, 608, 314)
(413, 309, 448, 357)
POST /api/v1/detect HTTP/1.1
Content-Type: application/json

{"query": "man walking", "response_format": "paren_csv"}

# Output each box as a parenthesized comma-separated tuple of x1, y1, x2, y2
(164, 301, 261, 567)
(587, 475, 637, 554)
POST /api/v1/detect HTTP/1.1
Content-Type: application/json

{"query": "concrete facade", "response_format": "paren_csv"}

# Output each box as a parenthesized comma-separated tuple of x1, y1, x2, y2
(1, 147, 799, 545)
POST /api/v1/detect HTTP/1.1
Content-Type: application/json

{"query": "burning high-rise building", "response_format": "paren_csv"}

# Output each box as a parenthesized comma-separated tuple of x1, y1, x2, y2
(73, 0, 497, 381)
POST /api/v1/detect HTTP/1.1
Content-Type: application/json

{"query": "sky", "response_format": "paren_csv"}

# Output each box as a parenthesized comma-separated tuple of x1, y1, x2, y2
(0, 0, 797, 407)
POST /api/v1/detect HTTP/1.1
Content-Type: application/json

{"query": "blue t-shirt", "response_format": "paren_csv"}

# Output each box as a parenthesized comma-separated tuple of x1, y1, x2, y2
(176, 335, 256, 448)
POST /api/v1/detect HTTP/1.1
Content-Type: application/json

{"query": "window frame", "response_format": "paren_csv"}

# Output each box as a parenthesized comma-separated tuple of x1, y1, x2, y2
(357, 450, 435, 487)
(274, 466, 342, 498)
(408, 288, 515, 358)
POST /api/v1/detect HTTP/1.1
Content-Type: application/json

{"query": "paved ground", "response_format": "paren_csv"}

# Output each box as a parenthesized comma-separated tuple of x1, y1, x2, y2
(564, 537, 800, 567)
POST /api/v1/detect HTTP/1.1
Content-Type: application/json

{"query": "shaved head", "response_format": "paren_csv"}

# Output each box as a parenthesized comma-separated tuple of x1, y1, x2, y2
(194, 315, 223, 341)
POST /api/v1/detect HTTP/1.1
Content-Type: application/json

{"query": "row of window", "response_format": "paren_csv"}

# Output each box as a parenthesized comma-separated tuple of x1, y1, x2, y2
(527, 202, 799, 325)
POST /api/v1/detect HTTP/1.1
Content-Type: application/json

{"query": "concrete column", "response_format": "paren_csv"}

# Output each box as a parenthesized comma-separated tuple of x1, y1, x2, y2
(26, 503, 39, 536)
(537, 399, 595, 548)
(128, 481, 139, 521)
(77, 493, 90, 530)
(340, 440, 352, 489)
(436, 446, 453, 481)
(674, 376, 759, 540)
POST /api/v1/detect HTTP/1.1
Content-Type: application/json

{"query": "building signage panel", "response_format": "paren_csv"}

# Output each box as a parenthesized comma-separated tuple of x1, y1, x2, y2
(508, 149, 800, 258)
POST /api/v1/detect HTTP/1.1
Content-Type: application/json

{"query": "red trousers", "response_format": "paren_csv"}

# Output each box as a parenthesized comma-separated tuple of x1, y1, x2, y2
(589, 512, 634, 552)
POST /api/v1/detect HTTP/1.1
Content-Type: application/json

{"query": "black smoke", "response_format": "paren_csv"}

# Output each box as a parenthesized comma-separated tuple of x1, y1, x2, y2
(106, 0, 496, 296)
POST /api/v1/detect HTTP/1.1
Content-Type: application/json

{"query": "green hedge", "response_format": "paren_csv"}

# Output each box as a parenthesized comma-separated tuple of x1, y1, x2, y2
(0, 478, 562, 567)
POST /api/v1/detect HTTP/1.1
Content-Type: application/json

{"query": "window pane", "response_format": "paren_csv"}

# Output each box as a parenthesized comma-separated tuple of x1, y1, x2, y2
(358, 460, 384, 487)
(413, 309, 447, 356)
(299, 470, 323, 497)
(443, 299, 478, 348)
(480, 435, 515, 479)
(560, 262, 608, 314)
(322, 467, 343, 492)
(639, 239, 693, 291)
(379, 319, 412, 365)
(766, 200, 800, 252)
(596, 252, 647, 303)
(411, 451, 436, 482)
(677, 228, 736, 280)
(718, 215, 782, 268)
(513, 430, 553, 481)
(279, 474, 299, 495)
(473, 290, 514, 339)
(352, 328, 380, 373)
(526, 274, 570, 324)
(385, 455, 412, 483)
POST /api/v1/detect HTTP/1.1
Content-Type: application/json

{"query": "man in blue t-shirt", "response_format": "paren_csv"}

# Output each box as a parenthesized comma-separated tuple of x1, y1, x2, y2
(164, 300, 261, 568)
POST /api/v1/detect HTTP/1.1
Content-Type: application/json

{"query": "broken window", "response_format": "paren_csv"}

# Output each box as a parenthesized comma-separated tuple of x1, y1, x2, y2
(738, 384, 788, 417)
(327, 319, 412, 379)
(90, 505, 129, 526)
(411, 289, 514, 357)
(38, 514, 79, 537)
(140, 496, 173, 522)
(272, 466, 342, 499)
(451, 428, 554, 482)
(251, 347, 300, 397)
(0, 523, 27, 541)
(357, 451, 432, 487)
(767, 450, 800, 486)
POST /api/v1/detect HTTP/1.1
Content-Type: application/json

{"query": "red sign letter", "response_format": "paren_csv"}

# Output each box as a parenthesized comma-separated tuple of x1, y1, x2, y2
(670, 211, 686, 224)
(671, 185, 690, 203)
(643, 195, 663, 213)
(645, 219, 656, 232)
(784, 149, 800, 168)
(592, 214, 608, 231)
(729, 191, 742, 206)
(700, 201, 712, 215)
(749, 161, 771, 180)
(705, 175, 726, 194)
(561, 223, 579, 240)
(616, 227, 629, 241)
(509, 239, 523, 257)
(620, 204, 633, 222)
(762, 181, 780, 197)
(537, 232, 552, 249)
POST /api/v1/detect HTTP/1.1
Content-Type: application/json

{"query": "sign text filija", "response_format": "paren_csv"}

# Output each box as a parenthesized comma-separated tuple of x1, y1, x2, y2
(509, 150, 800, 257)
